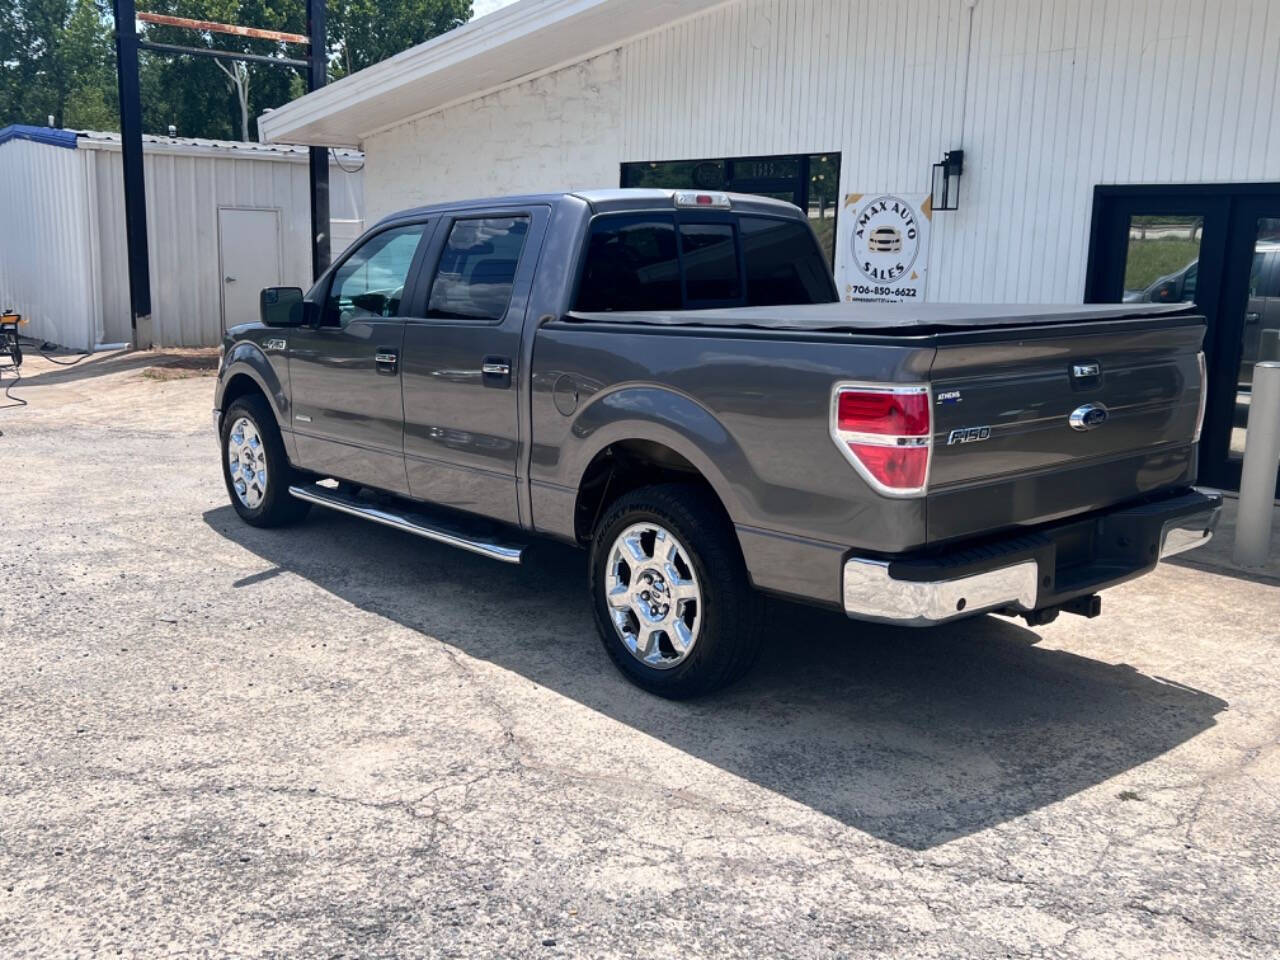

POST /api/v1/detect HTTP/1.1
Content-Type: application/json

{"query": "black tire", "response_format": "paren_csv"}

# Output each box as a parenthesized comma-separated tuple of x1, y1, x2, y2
(220, 393, 310, 528)
(588, 483, 764, 699)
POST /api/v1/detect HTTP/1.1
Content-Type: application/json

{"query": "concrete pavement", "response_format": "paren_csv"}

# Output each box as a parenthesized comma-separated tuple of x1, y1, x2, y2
(1, 351, 1277, 958)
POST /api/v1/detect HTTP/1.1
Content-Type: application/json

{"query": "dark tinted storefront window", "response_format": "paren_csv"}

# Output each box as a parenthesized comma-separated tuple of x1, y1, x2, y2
(680, 224, 740, 302)
(740, 217, 837, 306)
(575, 216, 681, 311)
(621, 152, 841, 265)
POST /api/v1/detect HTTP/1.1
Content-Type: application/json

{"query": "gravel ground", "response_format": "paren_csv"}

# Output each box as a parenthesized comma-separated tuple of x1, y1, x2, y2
(1, 351, 1278, 958)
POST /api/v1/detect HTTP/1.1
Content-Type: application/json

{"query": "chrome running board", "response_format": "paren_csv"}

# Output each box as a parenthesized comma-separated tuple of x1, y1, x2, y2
(288, 482, 525, 564)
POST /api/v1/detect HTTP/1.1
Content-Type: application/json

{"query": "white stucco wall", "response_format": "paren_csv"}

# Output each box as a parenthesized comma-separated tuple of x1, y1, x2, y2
(362, 49, 622, 221)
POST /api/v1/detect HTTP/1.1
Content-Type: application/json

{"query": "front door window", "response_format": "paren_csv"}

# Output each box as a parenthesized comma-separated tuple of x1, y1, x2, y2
(324, 223, 427, 326)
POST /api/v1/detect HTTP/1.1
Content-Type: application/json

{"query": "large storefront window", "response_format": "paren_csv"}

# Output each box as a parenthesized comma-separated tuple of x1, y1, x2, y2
(620, 153, 841, 265)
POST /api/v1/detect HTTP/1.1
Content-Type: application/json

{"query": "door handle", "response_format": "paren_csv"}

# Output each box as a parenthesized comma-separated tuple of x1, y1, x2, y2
(375, 348, 399, 376)
(224, 276, 237, 283)
(482, 356, 512, 388)
(1246, 312, 1261, 324)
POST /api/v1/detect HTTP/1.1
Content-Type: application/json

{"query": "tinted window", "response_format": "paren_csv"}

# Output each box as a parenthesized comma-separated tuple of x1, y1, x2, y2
(680, 223, 740, 302)
(575, 216, 681, 312)
(427, 216, 529, 321)
(1182, 262, 1198, 301)
(740, 217, 837, 306)
(1252, 251, 1280, 298)
(325, 223, 427, 325)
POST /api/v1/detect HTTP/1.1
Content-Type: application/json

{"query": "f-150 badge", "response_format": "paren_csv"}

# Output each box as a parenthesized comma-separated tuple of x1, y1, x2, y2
(947, 425, 991, 444)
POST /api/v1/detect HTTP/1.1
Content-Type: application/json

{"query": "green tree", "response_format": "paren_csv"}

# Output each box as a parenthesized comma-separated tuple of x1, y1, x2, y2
(136, 0, 472, 138)
(2, 0, 474, 140)
(0, 0, 118, 129)
(329, 0, 470, 77)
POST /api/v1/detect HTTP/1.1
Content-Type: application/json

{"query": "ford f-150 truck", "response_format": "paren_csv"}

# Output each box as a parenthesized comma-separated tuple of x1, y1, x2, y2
(214, 189, 1221, 698)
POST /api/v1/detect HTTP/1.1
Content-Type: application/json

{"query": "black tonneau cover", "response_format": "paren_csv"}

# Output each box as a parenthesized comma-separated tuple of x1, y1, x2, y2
(568, 301, 1194, 333)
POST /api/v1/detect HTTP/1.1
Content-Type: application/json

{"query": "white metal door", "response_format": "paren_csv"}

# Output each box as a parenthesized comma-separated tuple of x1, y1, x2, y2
(218, 208, 281, 331)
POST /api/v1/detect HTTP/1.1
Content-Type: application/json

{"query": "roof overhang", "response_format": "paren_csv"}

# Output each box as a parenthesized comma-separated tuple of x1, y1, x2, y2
(258, 0, 728, 148)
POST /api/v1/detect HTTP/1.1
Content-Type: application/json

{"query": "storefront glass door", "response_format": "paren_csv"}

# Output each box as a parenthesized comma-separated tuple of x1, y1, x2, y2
(1087, 185, 1280, 496)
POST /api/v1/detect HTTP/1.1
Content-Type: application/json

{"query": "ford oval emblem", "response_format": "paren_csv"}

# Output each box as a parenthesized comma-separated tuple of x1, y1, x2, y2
(1069, 402, 1109, 431)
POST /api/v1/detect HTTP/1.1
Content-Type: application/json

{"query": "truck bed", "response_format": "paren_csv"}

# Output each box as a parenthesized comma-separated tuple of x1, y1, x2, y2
(537, 303, 1207, 597)
(568, 301, 1192, 334)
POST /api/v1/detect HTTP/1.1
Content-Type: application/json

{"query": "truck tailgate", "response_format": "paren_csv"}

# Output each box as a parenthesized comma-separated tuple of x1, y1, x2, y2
(926, 315, 1206, 544)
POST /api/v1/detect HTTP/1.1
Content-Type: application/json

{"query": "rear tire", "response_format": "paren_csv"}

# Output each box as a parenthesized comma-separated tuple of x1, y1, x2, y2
(588, 483, 764, 699)
(220, 394, 310, 528)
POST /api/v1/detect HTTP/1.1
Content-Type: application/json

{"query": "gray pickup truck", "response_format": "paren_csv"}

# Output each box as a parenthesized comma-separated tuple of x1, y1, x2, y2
(214, 188, 1221, 698)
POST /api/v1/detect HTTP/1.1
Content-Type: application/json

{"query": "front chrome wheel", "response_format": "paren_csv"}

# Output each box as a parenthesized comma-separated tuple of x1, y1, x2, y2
(227, 416, 268, 509)
(604, 522, 702, 670)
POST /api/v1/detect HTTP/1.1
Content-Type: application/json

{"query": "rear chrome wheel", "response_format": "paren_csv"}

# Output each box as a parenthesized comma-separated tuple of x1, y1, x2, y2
(227, 416, 268, 509)
(604, 522, 702, 669)
(588, 484, 764, 699)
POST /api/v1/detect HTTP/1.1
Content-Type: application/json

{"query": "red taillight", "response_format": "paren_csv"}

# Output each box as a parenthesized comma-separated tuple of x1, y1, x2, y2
(836, 389, 930, 436)
(831, 385, 932, 496)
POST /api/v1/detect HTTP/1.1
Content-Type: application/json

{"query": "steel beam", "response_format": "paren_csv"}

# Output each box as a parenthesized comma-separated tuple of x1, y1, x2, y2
(307, 0, 331, 280)
(112, 0, 153, 346)
(135, 12, 310, 46)
(137, 39, 309, 69)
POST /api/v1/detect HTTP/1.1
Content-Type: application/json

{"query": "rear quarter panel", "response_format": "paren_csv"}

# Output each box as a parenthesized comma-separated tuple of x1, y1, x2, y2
(529, 322, 934, 603)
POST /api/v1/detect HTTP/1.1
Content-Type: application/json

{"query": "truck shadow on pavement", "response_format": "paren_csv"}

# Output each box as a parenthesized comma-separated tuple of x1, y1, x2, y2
(204, 505, 1227, 851)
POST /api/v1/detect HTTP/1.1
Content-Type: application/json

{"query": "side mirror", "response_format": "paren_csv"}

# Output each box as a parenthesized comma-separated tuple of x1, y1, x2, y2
(259, 287, 312, 326)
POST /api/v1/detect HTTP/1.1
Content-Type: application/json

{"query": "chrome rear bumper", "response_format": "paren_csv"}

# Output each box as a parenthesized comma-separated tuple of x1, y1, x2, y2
(842, 489, 1222, 626)
(843, 557, 1039, 625)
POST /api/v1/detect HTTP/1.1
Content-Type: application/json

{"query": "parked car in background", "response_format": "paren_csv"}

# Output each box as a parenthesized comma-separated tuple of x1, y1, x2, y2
(214, 189, 1220, 698)
(1126, 244, 1280, 387)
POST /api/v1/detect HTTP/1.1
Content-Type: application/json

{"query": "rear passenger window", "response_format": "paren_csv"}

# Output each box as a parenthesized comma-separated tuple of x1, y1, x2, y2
(680, 223, 740, 302)
(427, 216, 529, 321)
(740, 217, 837, 306)
(575, 216, 681, 311)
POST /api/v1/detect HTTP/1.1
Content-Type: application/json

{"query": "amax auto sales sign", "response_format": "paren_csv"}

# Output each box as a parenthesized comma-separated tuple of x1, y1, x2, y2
(841, 193, 932, 302)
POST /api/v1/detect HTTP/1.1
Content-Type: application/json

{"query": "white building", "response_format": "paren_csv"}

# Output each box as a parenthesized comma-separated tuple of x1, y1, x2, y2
(0, 125, 364, 350)
(260, 0, 1280, 493)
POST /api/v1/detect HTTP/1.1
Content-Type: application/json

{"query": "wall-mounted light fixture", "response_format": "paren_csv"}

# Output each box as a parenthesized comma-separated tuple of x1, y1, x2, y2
(931, 149, 964, 211)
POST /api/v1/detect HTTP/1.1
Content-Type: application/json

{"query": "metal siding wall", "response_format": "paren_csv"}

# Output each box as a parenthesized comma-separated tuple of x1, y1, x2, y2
(87, 148, 362, 346)
(0, 141, 96, 350)
(618, 0, 1280, 303)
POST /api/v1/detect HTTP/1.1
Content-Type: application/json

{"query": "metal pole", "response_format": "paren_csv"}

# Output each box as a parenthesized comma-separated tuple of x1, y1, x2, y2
(1233, 361, 1280, 566)
(307, 0, 331, 281)
(111, 0, 153, 347)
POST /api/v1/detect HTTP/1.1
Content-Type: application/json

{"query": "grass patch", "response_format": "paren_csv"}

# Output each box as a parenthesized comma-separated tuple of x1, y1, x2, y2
(137, 352, 219, 381)
(1123, 238, 1199, 294)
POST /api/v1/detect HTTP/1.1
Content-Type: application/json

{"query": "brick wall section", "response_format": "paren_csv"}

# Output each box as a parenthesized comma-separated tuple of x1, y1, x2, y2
(363, 49, 623, 221)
